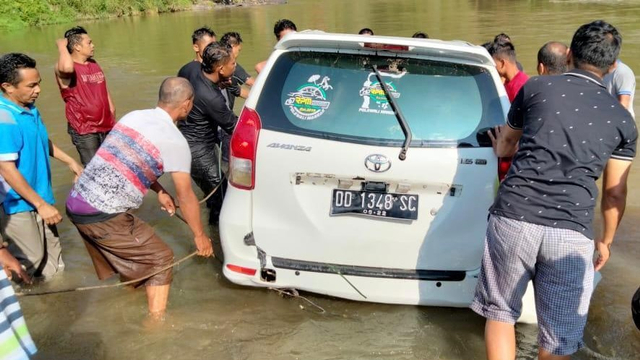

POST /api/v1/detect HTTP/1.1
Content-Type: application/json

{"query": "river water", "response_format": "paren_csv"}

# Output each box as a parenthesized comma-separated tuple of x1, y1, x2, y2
(1, 0, 639, 359)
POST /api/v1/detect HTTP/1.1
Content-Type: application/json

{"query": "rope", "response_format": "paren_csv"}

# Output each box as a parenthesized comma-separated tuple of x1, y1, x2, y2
(16, 183, 223, 297)
(16, 251, 198, 297)
(269, 287, 326, 314)
(580, 346, 621, 360)
(198, 181, 223, 205)
(327, 264, 367, 299)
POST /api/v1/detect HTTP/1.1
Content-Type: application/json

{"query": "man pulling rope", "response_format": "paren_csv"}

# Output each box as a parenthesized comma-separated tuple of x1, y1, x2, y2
(65, 77, 213, 323)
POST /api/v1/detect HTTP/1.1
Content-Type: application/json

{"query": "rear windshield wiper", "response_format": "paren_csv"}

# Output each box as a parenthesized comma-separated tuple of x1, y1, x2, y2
(371, 65, 412, 160)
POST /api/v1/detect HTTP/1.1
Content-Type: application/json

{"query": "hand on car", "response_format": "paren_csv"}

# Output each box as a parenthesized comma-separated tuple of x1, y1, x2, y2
(194, 234, 214, 258)
(487, 125, 504, 155)
(487, 125, 519, 158)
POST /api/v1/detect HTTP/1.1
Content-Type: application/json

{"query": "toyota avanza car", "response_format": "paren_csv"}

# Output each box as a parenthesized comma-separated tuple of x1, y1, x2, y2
(219, 31, 544, 322)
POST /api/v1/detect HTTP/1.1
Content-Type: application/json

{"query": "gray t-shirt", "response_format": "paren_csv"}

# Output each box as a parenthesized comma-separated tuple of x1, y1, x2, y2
(604, 60, 636, 119)
(67, 107, 191, 219)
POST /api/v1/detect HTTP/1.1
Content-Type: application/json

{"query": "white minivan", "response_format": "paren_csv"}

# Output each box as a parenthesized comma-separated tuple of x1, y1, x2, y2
(219, 31, 541, 321)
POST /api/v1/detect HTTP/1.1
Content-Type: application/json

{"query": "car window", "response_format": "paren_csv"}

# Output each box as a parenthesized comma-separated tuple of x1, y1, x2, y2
(256, 51, 504, 147)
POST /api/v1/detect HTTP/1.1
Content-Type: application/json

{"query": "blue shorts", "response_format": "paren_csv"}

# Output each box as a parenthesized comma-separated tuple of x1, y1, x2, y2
(470, 215, 595, 356)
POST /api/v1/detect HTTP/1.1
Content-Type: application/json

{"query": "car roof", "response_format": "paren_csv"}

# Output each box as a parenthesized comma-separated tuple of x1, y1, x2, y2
(275, 30, 494, 66)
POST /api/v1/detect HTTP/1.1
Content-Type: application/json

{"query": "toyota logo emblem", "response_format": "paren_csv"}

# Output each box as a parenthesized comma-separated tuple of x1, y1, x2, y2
(364, 154, 391, 173)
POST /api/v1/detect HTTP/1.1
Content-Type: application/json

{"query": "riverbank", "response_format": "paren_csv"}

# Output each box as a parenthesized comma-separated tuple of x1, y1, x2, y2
(0, 0, 285, 30)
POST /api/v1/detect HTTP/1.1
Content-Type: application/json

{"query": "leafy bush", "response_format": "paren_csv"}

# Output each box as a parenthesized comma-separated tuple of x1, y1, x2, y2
(0, 0, 201, 29)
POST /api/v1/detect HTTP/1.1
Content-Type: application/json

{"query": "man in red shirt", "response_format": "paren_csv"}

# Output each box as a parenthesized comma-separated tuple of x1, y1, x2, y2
(55, 26, 116, 166)
(488, 39, 529, 102)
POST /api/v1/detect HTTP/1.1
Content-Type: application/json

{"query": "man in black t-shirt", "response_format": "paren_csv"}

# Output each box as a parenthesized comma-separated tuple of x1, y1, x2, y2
(177, 27, 216, 83)
(219, 32, 254, 162)
(471, 21, 637, 360)
(178, 43, 237, 225)
(220, 32, 254, 101)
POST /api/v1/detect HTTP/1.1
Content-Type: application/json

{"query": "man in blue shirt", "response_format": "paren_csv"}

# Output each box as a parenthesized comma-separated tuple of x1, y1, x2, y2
(0, 53, 83, 279)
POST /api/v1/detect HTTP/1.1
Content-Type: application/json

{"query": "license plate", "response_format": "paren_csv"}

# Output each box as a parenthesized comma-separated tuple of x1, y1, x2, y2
(330, 189, 419, 220)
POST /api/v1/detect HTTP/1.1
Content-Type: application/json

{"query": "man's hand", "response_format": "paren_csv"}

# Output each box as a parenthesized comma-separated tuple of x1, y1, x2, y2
(487, 125, 520, 158)
(218, 77, 233, 89)
(487, 125, 511, 155)
(37, 203, 62, 225)
(157, 191, 176, 216)
(0, 249, 31, 284)
(487, 126, 500, 154)
(594, 241, 611, 271)
(56, 38, 68, 49)
(68, 160, 83, 182)
(194, 233, 214, 257)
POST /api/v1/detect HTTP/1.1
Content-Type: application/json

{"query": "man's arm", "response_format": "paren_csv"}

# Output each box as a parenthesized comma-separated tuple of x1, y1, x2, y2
(0, 161, 61, 225)
(55, 38, 75, 88)
(49, 141, 83, 181)
(613, 63, 635, 111)
(233, 64, 253, 87)
(240, 87, 250, 99)
(618, 94, 632, 110)
(107, 91, 116, 119)
(488, 81, 526, 157)
(171, 172, 213, 257)
(595, 158, 632, 271)
(488, 125, 522, 157)
(255, 60, 267, 74)
(204, 93, 238, 134)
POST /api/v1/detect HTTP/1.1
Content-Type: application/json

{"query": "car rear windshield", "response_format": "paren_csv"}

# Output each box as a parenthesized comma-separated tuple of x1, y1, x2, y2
(255, 51, 504, 147)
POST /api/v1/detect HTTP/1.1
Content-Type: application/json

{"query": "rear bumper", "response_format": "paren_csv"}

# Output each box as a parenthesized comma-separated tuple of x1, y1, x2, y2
(224, 256, 479, 308)
(223, 257, 601, 324)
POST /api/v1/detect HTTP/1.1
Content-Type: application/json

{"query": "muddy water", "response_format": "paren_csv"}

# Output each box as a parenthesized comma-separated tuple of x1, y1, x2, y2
(1, 0, 639, 359)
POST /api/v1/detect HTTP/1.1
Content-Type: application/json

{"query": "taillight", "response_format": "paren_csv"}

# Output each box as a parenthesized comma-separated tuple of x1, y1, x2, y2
(498, 157, 512, 181)
(226, 264, 257, 276)
(229, 107, 261, 190)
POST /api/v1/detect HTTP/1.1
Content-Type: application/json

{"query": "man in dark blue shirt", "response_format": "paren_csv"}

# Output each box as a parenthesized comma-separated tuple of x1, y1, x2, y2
(471, 21, 637, 360)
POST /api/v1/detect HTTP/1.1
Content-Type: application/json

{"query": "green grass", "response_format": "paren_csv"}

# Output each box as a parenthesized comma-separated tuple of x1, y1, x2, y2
(0, 0, 227, 30)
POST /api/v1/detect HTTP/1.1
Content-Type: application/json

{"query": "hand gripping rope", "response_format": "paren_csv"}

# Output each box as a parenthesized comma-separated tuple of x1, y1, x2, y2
(15, 182, 223, 297)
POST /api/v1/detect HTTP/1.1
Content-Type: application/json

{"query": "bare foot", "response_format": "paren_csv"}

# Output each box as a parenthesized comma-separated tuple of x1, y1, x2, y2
(142, 311, 166, 330)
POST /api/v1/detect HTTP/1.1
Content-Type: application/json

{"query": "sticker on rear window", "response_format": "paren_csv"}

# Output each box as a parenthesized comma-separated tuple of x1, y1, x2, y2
(284, 74, 333, 120)
(359, 72, 403, 115)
